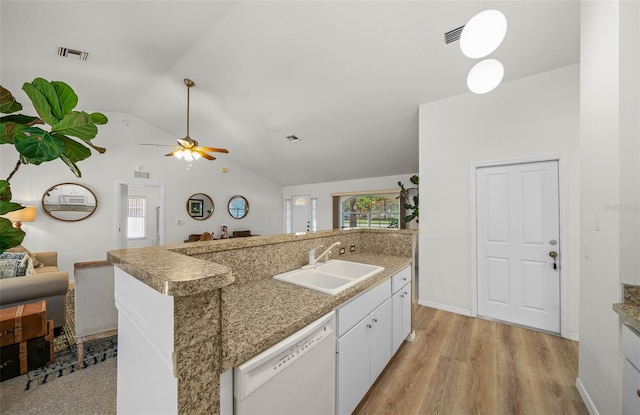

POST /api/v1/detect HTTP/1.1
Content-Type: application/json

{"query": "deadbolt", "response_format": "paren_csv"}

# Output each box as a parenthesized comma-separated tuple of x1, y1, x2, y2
(549, 251, 558, 258)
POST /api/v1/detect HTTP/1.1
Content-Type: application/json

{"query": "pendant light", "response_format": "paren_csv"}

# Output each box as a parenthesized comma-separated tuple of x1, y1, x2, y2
(467, 59, 504, 94)
(460, 9, 507, 59)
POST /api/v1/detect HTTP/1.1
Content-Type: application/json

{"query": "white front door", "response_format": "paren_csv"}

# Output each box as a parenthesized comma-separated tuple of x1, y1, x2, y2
(476, 160, 560, 333)
(291, 195, 312, 233)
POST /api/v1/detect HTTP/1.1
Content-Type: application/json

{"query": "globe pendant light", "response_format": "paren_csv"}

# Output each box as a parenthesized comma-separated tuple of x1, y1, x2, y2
(467, 59, 504, 94)
(460, 9, 507, 59)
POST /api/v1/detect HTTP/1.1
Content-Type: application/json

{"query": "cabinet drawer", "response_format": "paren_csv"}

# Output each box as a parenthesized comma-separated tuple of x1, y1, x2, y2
(623, 357, 640, 415)
(623, 324, 640, 370)
(337, 279, 391, 337)
(391, 266, 411, 293)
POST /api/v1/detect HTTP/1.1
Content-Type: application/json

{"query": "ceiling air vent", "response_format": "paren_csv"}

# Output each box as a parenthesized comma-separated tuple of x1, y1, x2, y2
(443, 25, 465, 45)
(286, 135, 301, 143)
(134, 171, 150, 179)
(57, 47, 89, 61)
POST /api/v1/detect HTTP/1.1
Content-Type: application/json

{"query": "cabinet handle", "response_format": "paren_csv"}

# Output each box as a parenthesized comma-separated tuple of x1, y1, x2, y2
(637, 389, 640, 398)
(366, 324, 372, 329)
(372, 318, 378, 324)
(403, 291, 408, 296)
(402, 277, 407, 281)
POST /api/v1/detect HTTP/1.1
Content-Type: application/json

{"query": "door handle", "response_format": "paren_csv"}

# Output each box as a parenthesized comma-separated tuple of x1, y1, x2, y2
(549, 251, 558, 270)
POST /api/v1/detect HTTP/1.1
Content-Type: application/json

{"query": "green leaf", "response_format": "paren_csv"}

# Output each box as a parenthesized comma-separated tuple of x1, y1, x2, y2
(90, 112, 108, 125)
(14, 126, 64, 163)
(52, 111, 98, 140)
(59, 153, 82, 178)
(0, 218, 25, 252)
(52, 81, 78, 116)
(0, 180, 12, 202)
(22, 82, 58, 125)
(0, 200, 24, 216)
(1, 114, 43, 126)
(0, 85, 22, 114)
(0, 121, 24, 144)
(31, 78, 65, 121)
(56, 133, 92, 162)
(409, 175, 419, 185)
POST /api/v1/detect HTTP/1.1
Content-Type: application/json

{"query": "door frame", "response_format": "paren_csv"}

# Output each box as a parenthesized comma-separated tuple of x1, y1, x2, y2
(114, 181, 165, 249)
(470, 156, 571, 339)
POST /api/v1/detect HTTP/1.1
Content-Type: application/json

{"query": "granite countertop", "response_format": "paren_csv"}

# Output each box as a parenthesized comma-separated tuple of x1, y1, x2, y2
(613, 283, 640, 333)
(107, 245, 235, 296)
(220, 253, 412, 371)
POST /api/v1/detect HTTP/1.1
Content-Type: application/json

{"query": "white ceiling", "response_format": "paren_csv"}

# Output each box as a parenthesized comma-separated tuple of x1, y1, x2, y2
(0, 1, 580, 186)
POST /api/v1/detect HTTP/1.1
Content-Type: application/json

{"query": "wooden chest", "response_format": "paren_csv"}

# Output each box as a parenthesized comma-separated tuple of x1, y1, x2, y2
(0, 301, 47, 347)
(0, 320, 54, 381)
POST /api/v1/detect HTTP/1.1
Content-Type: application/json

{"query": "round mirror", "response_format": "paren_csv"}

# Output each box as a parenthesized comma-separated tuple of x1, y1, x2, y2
(41, 182, 98, 222)
(228, 195, 249, 219)
(187, 193, 214, 220)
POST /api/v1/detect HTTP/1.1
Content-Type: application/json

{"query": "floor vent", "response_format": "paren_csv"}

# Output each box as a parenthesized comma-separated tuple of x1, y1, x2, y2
(443, 25, 465, 45)
(134, 171, 150, 179)
(57, 47, 89, 61)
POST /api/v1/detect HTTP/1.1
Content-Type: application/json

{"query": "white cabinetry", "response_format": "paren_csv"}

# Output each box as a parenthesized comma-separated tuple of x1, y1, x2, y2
(336, 279, 392, 415)
(392, 266, 411, 354)
(622, 324, 640, 415)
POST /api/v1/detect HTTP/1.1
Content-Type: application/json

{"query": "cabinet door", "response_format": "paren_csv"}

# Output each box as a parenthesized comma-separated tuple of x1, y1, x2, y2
(337, 317, 371, 415)
(392, 283, 412, 353)
(401, 283, 412, 343)
(392, 289, 404, 354)
(369, 298, 392, 385)
(623, 358, 640, 415)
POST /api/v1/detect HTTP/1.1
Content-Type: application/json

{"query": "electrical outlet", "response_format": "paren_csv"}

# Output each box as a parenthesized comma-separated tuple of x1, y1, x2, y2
(350, 245, 356, 252)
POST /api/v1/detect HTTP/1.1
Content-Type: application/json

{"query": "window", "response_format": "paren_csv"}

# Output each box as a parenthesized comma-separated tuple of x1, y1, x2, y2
(336, 192, 400, 229)
(127, 196, 146, 240)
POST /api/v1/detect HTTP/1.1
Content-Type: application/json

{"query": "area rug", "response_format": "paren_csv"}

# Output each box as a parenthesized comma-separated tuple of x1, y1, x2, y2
(25, 289, 117, 390)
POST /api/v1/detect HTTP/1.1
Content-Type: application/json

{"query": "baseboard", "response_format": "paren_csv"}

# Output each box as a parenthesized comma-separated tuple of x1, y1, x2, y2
(417, 299, 472, 317)
(575, 377, 599, 415)
(569, 330, 579, 342)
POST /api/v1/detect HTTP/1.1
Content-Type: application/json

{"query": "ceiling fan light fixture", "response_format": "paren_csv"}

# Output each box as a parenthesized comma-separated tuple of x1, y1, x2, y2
(460, 9, 507, 59)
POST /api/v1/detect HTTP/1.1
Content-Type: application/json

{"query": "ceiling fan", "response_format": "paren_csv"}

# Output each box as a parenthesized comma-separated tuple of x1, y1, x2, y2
(142, 78, 229, 162)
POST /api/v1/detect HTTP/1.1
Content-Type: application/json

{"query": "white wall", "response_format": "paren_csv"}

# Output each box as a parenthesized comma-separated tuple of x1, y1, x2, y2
(1, 109, 283, 275)
(577, 2, 640, 414)
(283, 174, 418, 232)
(418, 65, 581, 337)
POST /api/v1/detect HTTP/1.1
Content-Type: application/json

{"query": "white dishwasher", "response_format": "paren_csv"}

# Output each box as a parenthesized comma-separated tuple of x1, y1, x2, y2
(234, 311, 336, 415)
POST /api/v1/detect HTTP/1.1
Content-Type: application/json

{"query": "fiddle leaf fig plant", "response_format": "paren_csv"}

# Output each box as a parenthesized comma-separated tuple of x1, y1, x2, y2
(398, 174, 419, 224)
(0, 78, 108, 252)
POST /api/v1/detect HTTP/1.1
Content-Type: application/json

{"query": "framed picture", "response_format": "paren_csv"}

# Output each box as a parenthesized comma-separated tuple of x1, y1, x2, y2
(188, 199, 204, 218)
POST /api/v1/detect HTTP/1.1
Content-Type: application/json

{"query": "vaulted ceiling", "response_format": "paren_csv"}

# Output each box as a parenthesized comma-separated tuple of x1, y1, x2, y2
(0, 1, 580, 186)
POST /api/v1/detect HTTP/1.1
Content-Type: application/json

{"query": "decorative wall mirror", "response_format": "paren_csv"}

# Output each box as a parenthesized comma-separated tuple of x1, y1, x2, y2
(41, 182, 98, 222)
(228, 195, 249, 219)
(186, 193, 214, 220)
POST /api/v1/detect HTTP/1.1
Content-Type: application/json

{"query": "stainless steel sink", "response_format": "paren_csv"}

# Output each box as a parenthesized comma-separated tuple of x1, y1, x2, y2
(273, 259, 384, 295)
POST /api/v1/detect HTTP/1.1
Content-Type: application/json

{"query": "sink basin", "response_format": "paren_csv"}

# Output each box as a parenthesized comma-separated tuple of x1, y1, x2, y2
(273, 259, 384, 295)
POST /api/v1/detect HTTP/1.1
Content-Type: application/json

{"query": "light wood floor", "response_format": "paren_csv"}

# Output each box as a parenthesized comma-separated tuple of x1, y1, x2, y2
(354, 305, 588, 415)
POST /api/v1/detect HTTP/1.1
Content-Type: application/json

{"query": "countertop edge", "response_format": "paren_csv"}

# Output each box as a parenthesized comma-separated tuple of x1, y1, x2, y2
(613, 302, 640, 333)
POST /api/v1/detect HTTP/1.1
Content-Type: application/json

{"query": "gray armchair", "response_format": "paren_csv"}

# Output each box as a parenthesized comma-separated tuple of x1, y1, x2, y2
(0, 251, 69, 329)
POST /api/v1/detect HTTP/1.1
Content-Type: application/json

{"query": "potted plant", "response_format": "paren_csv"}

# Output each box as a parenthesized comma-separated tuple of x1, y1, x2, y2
(0, 78, 108, 253)
(398, 174, 419, 224)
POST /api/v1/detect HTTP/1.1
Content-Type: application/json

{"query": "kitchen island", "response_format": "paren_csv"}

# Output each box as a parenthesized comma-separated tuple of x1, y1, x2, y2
(107, 228, 417, 414)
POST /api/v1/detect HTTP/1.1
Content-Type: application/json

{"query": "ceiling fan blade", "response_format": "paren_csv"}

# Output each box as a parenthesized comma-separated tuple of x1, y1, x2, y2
(164, 150, 179, 157)
(197, 146, 229, 153)
(140, 143, 177, 147)
(196, 150, 216, 160)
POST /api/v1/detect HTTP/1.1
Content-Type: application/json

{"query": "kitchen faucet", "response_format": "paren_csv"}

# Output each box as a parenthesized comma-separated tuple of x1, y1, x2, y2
(308, 242, 341, 266)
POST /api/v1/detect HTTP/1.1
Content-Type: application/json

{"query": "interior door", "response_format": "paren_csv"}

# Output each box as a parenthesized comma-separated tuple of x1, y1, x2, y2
(291, 194, 312, 233)
(476, 160, 560, 333)
(116, 183, 164, 249)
